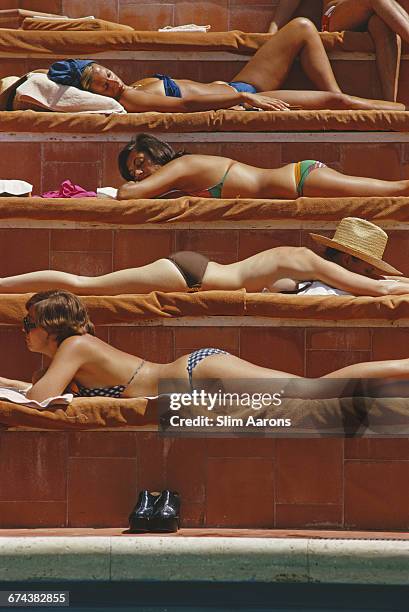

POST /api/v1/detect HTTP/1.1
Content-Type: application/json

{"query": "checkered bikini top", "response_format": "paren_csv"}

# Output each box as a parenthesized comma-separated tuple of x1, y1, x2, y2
(73, 360, 146, 398)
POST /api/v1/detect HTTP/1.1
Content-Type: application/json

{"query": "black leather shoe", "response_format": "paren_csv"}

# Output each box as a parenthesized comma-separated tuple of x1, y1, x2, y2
(128, 490, 160, 533)
(150, 490, 180, 532)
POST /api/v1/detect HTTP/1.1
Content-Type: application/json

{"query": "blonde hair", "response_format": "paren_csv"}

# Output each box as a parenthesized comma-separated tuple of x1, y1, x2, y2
(26, 290, 95, 345)
(80, 63, 95, 91)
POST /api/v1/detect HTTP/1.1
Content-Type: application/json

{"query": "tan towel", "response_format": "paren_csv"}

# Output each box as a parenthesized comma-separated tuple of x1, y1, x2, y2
(14, 73, 126, 114)
(21, 17, 134, 32)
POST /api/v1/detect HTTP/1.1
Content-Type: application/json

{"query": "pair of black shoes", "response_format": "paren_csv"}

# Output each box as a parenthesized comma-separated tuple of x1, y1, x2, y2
(128, 490, 180, 533)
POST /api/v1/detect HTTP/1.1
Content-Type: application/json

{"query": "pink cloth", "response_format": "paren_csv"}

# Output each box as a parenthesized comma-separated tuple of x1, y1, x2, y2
(41, 179, 97, 198)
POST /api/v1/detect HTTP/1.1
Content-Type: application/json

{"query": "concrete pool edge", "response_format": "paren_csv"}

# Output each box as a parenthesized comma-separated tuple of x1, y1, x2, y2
(0, 536, 408, 585)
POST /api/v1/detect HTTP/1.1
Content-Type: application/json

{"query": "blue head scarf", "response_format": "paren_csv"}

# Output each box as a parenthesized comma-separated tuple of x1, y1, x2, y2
(47, 59, 95, 89)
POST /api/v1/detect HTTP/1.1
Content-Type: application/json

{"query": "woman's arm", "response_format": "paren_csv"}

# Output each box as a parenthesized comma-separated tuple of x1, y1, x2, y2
(282, 248, 409, 297)
(119, 87, 290, 113)
(117, 159, 187, 200)
(268, 0, 303, 33)
(25, 337, 87, 402)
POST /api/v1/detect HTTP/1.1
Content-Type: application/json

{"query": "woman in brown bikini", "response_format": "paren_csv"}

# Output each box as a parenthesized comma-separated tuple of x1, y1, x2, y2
(1, 217, 409, 297)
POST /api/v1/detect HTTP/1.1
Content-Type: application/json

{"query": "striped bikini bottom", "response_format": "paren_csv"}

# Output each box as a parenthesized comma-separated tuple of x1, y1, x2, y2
(294, 160, 327, 197)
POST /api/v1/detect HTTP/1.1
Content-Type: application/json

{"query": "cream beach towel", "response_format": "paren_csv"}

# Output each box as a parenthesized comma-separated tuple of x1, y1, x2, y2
(0, 387, 73, 410)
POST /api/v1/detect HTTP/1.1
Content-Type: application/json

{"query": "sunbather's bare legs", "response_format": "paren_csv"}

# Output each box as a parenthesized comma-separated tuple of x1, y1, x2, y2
(328, 0, 409, 102)
(368, 14, 401, 101)
(0, 259, 187, 295)
(302, 166, 409, 197)
(232, 17, 341, 93)
(323, 357, 409, 379)
(263, 2, 405, 104)
(329, 0, 409, 42)
(260, 89, 405, 111)
(183, 353, 409, 391)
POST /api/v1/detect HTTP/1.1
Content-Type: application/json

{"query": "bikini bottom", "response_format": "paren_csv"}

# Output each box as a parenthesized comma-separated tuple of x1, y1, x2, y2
(167, 251, 210, 289)
(294, 160, 327, 197)
(228, 81, 257, 94)
(187, 348, 229, 390)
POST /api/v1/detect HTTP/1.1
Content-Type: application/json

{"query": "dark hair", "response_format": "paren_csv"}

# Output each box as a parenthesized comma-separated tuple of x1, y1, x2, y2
(118, 133, 188, 181)
(25, 290, 95, 346)
(323, 247, 345, 264)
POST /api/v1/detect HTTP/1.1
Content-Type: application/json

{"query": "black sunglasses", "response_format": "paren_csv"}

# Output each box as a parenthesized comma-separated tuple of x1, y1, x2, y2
(23, 316, 37, 333)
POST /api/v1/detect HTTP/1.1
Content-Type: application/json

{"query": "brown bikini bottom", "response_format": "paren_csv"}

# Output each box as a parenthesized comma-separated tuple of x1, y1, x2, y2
(167, 251, 210, 289)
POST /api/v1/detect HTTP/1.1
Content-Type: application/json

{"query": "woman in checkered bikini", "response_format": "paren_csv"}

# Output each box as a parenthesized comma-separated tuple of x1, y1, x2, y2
(1, 289, 409, 403)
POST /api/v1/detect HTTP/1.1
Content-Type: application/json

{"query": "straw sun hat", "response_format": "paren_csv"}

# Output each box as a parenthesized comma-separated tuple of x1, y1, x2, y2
(310, 217, 401, 276)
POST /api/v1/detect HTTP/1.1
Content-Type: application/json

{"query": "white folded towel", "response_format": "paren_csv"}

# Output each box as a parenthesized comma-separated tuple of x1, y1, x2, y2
(298, 281, 349, 296)
(14, 73, 126, 114)
(0, 387, 73, 410)
(159, 24, 211, 32)
(97, 187, 118, 199)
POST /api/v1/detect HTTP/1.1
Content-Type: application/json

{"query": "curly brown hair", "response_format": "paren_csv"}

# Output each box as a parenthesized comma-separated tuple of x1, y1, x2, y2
(25, 290, 95, 346)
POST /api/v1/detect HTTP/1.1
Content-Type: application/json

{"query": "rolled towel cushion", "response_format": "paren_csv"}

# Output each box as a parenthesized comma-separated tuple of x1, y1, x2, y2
(0, 179, 33, 196)
(14, 73, 126, 114)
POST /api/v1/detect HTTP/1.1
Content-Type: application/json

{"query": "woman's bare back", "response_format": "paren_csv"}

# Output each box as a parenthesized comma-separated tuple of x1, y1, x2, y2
(133, 77, 239, 97)
(167, 155, 297, 199)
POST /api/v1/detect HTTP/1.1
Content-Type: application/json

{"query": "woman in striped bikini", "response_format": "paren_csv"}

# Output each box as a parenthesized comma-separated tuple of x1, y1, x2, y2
(2, 289, 409, 403)
(116, 134, 409, 201)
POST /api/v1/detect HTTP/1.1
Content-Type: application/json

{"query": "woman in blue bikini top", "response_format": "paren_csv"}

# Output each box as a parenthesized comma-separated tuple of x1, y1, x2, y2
(47, 16, 406, 112)
(115, 133, 409, 201)
(2, 289, 409, 402)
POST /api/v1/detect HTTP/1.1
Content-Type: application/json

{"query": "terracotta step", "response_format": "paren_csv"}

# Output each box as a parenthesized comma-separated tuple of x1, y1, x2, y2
(0, 431, 408, 530)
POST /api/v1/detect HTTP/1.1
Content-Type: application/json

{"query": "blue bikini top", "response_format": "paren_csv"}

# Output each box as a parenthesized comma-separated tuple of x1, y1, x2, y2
(153, 74, 182, 98)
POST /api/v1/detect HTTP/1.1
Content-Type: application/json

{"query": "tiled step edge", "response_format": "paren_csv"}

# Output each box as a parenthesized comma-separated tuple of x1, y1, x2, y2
(0, 536, 408, 584)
